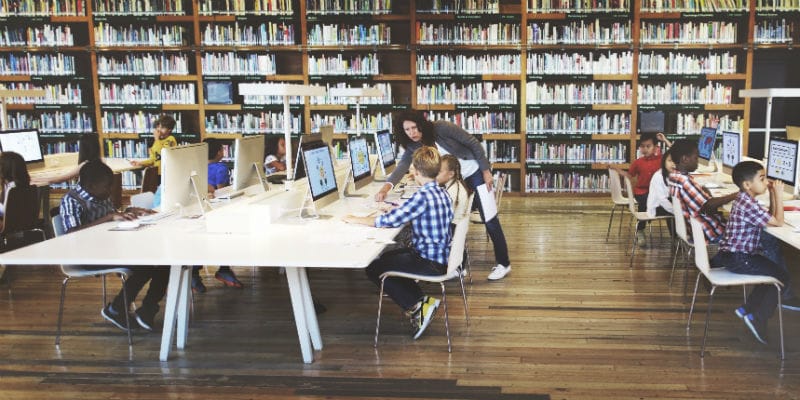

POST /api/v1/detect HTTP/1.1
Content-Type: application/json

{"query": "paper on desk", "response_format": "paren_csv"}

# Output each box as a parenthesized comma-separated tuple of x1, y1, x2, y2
(475, 183, 497, 221)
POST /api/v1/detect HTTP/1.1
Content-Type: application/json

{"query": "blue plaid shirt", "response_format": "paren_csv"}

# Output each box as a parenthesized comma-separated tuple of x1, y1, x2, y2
(375, 181, 453, 265)
(719, 191, 771, 254)
(59, 184, 116, 233)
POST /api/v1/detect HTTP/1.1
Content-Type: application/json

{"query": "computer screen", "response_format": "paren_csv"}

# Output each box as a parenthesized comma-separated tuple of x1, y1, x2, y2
(375, 129, 395, 169)
(302, 140, 338, 208)
(697, 127, 717, 160)
(0, 129, 45, 168)
(638, 111, 665, 134)
(204, 81, 233, 105)
(160, 143, 209, 213)
(721, 131, 741, 169)
(233, 135, 266, 191)
(348, 135, 371, 180)
(293, 133, 322, 180)
(766, 138, 799, 186)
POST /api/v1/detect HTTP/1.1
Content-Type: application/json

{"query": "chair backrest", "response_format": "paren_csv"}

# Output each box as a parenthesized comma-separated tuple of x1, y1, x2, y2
(140, 166, 159, 194)
(1, 185, 41, 234)
(623, 175, 638, 214)
(671, 195, 690, 242)
(608, 168, 626, 203)
(130, 191, 155, 209)
(446, 217, 470, 275)
(494, 172, 507, 205)
(51, 213, 66, 237)
(689, 217, 711, 275)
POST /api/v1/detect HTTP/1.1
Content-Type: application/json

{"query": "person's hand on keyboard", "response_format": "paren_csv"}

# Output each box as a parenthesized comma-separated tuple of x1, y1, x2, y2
(124, 206, 155, 217)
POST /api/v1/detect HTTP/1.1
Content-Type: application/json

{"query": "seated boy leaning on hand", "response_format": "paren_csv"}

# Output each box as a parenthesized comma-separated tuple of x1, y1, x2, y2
(343, 146, 454, 340)
(710, 161, 800, 344)
(60, 160, 169, 332)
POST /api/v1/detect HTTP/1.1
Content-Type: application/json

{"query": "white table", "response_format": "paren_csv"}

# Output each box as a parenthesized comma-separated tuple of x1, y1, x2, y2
(0, 186, 398, 363)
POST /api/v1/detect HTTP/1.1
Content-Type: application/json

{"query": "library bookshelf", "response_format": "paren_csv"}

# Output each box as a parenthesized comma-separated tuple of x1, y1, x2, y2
(0, 0, 794, 194)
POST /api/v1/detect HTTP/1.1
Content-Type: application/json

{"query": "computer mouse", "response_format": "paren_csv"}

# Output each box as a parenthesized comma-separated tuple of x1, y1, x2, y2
(117, 220, 140, 230)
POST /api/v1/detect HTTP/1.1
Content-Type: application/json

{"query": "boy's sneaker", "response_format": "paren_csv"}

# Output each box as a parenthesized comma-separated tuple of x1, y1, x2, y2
(215, 270, 243, 289)
(135, 311, 155, 332)
(101, 303, 130, 331)
(487, 264, 511, 281)
(734, 306, 748, 319)
(192, 275, 206, 294)
(412, 296, 440, 340)
(780, 296, 800, 311)
(742, 313, 768, 344)
(635, 231, 646, 247)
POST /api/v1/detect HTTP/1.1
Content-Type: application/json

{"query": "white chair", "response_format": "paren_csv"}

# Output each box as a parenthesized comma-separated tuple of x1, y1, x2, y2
(374, 216, 471, 353)
(624, 176, 672, 267)
(130, 191, 155, 209)
(670, 196, 694, 287)
(52, 214, 134, 346)
(606, 168, 632, 242)
(686, 217, 785, 359)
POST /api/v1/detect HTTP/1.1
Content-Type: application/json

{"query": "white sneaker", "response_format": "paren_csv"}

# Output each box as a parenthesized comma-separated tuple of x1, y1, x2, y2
(487, 264, 511, 281)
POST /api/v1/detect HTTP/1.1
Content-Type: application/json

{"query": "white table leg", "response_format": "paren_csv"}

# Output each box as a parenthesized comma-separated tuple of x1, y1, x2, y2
(285, 267, 313, 363)
(298, 267, 322, 350)
(159, 264, 184, 362)
(176, 266, 191, 349)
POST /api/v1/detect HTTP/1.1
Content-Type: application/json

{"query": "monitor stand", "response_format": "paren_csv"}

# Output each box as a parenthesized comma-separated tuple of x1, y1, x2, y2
(342, 165, 369, 198)
(297, 188, 334, 219)
(189, 173, 213, 217)
(250, 161, 269, 193)
(372, 159, 388, 182)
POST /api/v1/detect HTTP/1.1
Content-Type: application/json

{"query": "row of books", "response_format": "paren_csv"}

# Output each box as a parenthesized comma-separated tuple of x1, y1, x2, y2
(203, 52, 276, 75)
(98, 82, 196, 104)
(640, 21, 738, 44)
(526, 142, 628, 163)
(638, 51, 739, 75)
(428, 111, 517, 134)
(417, 54, 521, 75)
(526, 112, 630, 135)
(675, 112, 743, 135)
(417, 0, 499, 13)
(0, 82, 83, 104)
(641, 0, 748, 11)
(94, 23, 187, 46)
(755, 0, 800, 10)
(637, 82, 734, 104)
(525, 172, 609, 193)
(309, 82, 392, 105)
(0, 0, 85, 15)
(310, 112, 391, 134)
(418, 82, 518, 105)
(483, 141, 520, 163)
(43, 140, 80, 155)
(307, 0, 392, 13)
(527, 51, 633, 75)
(528, 0, 629, 12)
(92, 0, 186, 15)
(0, 53, 75, 75)
(307, 23, 391, 46)
(101, 111, 183, 133)
(0, 25, 75, 47)
(198, 0, 293, 15)
(754, 19, 794, 43)
(416, 22, 521, 45)
(529, 21, 631, 45)
(98, 53, 189, 76)
(7, 111, 93, 133)
(243, 93, 303, 105)
(205, 112, 302, 134)
(201, 22, 296, 46)
(105, 138, 148, 158)
(526, 82, 632, 104)
(308, 53, 380, 76)
(119, 169, 143, 190)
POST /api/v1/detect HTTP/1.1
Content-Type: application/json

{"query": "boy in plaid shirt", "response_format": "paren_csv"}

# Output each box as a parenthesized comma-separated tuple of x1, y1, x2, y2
(710, 161, 800, 344)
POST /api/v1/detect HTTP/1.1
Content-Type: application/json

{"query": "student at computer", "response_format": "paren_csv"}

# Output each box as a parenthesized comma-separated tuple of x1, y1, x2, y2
(263, 136, 286, 175)
(345, 146, 453, 340)
(35, 133, 103, 186)
(191, 140, 242, 293)
(0, 151, 32, 228)
(709, 161, 800, 344)
(59, 160, 167, 332)
(668, 139, 737, 243)
(130, 114, 178, 176)
(373, 110, 511, 281)
(437, 154, 470, 221)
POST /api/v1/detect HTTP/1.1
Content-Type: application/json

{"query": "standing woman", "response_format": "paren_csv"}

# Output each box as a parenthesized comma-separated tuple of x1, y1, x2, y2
(374, 110, 512, 280)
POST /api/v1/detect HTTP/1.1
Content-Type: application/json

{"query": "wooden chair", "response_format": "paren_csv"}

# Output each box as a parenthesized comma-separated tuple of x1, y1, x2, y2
(1, 185, 46, 252)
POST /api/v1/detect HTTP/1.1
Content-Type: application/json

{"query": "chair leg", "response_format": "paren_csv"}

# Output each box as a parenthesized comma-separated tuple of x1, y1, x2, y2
(374, 278, 386, 348)
(686, 273, 703, 330)
(775, 285, 785, 360)
(618, 206, 625, 237)
(700, 286, 717, 358)
(742, 285, 747, 303)
(119, 275, 133, 346)
(629, 219, 638, 267)
(55, 277, 70, 345)
(440, 283, 451, 353)
(458, 273, 469, 325)
(606, 206, 616, 242)
(463, 246, 473, 285)
(102, 275, 107, 306)
(682, 248, 693, 301)
(669, 241, 681, 286)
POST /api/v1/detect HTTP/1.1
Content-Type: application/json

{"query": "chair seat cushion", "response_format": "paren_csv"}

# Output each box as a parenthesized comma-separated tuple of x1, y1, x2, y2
(61, 265, 131, 278)
(634, 212, 671, 222)
(380, 270, 459, 283)
(706, 268, 784, 287)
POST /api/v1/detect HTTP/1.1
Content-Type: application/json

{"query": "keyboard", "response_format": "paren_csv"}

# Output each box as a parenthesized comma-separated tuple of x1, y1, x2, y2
(138, 210, 176, 223)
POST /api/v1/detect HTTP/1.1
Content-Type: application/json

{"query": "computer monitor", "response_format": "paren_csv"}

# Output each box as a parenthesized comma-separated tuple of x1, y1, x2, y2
(292, 133, 323, 180)
(232, 135, 267, 192)
(160, 143, 209, 214)
(346, 135, 373, 193)
(697, 127, 718, 161)
(721, 131, 741, 170)
(0, 129, 45, 170)
(766, 138, 799, 187)
(374, 129, 396, 178)
(204, 81, 233, 104)
(638, 110, 665, 134)
(301, 139, 339, 211)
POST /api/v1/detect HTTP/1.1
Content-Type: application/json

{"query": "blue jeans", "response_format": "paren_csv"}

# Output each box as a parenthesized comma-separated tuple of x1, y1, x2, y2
(365, 248, 445, 311)
(464, 170, 511, 267)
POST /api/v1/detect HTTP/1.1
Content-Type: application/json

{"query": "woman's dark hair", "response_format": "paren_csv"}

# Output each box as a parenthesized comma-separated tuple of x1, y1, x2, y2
(393, 110, 435, 148)
(78, 133, 101, 163)
(661, 147, 672, 185)
(0, 151, 31, 188)
(264, 135, 284, 157)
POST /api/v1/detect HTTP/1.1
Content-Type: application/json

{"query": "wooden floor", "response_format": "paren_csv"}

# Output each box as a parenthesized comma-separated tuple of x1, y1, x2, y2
(1, 196, 799, 400)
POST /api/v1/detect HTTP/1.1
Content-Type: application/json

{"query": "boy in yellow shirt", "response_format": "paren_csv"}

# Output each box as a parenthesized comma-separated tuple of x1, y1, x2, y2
(130, 115, 178, 176)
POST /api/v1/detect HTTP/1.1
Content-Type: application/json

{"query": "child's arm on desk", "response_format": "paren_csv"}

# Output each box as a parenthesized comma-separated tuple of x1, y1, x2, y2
(701, 191, 738, 215)
(66, 210, 137, 234)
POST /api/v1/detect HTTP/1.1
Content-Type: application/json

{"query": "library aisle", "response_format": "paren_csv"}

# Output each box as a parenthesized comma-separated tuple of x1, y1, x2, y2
(0, 196, 798, 399)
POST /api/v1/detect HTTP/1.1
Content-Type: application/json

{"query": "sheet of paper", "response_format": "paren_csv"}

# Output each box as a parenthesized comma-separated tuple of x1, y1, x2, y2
(475, 183, 497, 221)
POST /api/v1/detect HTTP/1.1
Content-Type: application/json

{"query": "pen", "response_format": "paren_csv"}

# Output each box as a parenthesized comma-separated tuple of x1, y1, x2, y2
(384, 201, 399, 206)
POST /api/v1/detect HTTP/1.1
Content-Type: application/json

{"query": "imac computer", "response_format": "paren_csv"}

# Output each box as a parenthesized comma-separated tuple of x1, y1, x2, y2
(292, 133, 323, 181)
(374, 129, 396, 180)
(232, 135, 267, 193)
(721, 131, 742, 173)
(698, 127, 718, 161)
(344, 134, 373, 196)
(160, 142, 209, 215)
(766, 138, 799, 188)
(301, 138, 339, 214)
(0, 129, 45, 170)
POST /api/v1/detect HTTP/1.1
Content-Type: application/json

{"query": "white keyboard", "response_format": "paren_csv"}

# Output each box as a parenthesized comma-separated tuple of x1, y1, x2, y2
(138, 210, 176, 223)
